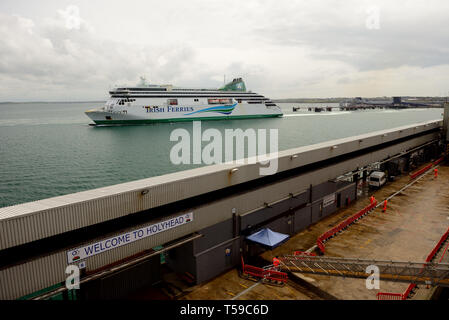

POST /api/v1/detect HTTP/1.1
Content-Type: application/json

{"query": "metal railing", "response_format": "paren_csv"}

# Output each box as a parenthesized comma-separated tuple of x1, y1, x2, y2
(278, 255, 449, 287)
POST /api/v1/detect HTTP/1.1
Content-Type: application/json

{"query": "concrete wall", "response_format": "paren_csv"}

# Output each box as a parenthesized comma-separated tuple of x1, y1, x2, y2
(239, 190, 308, 230)
(339, 184, 356, 206)
(311, 201, 323, 224)
(322, 199, 337, 218)
(311, 181, 337, 202)
(263, 214, 294, 236)
(444, 103, 449, 141)
(294, 205, 312, 233)
(193, 219, 234, 254)
(80, 255, 161, 300)
(165, 241, 196, 279)
(194, 237, 241, 284)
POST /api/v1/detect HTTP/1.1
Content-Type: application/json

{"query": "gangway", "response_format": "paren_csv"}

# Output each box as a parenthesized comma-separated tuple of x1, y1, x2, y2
(277, 254, 449, 287)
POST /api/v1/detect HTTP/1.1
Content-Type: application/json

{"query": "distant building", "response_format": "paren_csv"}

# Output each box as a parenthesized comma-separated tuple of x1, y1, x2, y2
(393, 96, 402, 105)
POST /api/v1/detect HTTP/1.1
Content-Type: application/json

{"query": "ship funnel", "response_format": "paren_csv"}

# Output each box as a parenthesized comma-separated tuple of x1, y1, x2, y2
(219, 77, 246, 91)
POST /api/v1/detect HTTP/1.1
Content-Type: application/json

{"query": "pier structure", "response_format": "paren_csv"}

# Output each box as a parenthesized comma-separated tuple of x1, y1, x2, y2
(0, 119, 444, 300)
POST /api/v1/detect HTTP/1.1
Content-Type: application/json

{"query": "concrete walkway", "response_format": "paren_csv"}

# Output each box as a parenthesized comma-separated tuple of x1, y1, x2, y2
(181, 163, 449, 300)
(180, 268, 313, 300)
(261, 164, 449, 299)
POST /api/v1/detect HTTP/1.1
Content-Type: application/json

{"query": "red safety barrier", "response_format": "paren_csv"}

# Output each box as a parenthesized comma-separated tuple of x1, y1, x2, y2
(439, 241, 449, 263)
(425, 228, 449, 262)
(294, 251, 316, 256)
(377, 284, 416, 300)
(377, 227, 449, 300)
(433, 156, 444, 166)
(409, 156, 444, 180)
(317, 239, 326, 253)
(317, 200, 378, 253)
(409, 163, 433, 180)
(376, 292, 403, 300)
(402, 283, 417, 300)
(241, 257, 288, 283)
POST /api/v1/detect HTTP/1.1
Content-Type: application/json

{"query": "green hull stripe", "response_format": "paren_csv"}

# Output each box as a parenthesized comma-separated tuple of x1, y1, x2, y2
(92, 114, 282, 125)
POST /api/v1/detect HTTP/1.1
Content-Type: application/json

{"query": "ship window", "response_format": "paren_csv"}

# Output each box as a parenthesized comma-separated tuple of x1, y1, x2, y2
(208, 98, 232, 104)
(194, 99, 199, 102)
(168, 99, 178, 105)
(219, 98, 232, 104)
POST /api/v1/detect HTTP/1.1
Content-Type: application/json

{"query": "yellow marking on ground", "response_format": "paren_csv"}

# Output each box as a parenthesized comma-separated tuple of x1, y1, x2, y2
(286, 285, 297, 296)
(272, 291, 282, 299)
(225, 291, 235, 297)
(239, 283, 248, 289)
(359, 238, 372, 249)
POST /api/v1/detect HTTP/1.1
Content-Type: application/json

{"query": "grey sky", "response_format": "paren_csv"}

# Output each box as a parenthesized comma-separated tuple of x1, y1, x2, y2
(0, 0, 448, 101)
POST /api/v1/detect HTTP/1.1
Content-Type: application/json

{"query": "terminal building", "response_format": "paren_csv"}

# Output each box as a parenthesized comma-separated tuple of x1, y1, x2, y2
(0, 119, 444, 300)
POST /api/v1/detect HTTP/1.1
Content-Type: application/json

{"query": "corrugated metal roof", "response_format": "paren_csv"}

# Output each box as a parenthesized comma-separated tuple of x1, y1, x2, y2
(0, 119, 442, 250)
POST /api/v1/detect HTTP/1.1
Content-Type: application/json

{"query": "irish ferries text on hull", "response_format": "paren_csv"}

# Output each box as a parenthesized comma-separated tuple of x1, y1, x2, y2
(85, 78, 283, 125)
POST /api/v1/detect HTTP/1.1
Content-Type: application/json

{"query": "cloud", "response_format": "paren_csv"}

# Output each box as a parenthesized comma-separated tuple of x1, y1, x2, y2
(252, 0, 449, 71)
(0, 1, 449, 100)
(57, 5, 83, 30)
(0, 8, 208, 100)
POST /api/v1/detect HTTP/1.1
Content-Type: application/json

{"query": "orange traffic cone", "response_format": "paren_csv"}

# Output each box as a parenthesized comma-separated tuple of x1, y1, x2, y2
(382, 200, 388, 212)
(434, 168, 438, 179)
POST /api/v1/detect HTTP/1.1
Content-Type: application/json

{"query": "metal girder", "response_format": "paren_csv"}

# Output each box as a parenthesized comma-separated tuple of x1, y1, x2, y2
(279, 255, 449, 287)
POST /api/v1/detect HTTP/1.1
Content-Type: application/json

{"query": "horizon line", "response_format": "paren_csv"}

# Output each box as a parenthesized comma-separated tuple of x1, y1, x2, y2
(0, 96, 447, 104)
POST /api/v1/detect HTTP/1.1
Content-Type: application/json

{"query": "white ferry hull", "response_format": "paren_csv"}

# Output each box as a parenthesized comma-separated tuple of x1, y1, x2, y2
(86, 78, 282, 125)
(86, 102, 282, 125)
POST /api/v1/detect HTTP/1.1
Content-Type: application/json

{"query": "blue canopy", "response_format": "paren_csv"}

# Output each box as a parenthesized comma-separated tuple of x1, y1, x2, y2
(246, 228, 289, 249)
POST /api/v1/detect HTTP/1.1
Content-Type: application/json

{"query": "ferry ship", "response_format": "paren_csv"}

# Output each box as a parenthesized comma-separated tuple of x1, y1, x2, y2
(85, 78, 282, 125)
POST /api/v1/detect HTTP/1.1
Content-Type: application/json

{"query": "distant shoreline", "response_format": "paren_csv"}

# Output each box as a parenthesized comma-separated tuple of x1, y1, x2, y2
(273, 97, 447, 104)
(0, 101, 106, 104)
(273, 98, 345, 103)
(0, 97, 445, 104)
(0, 99, 340, 104)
